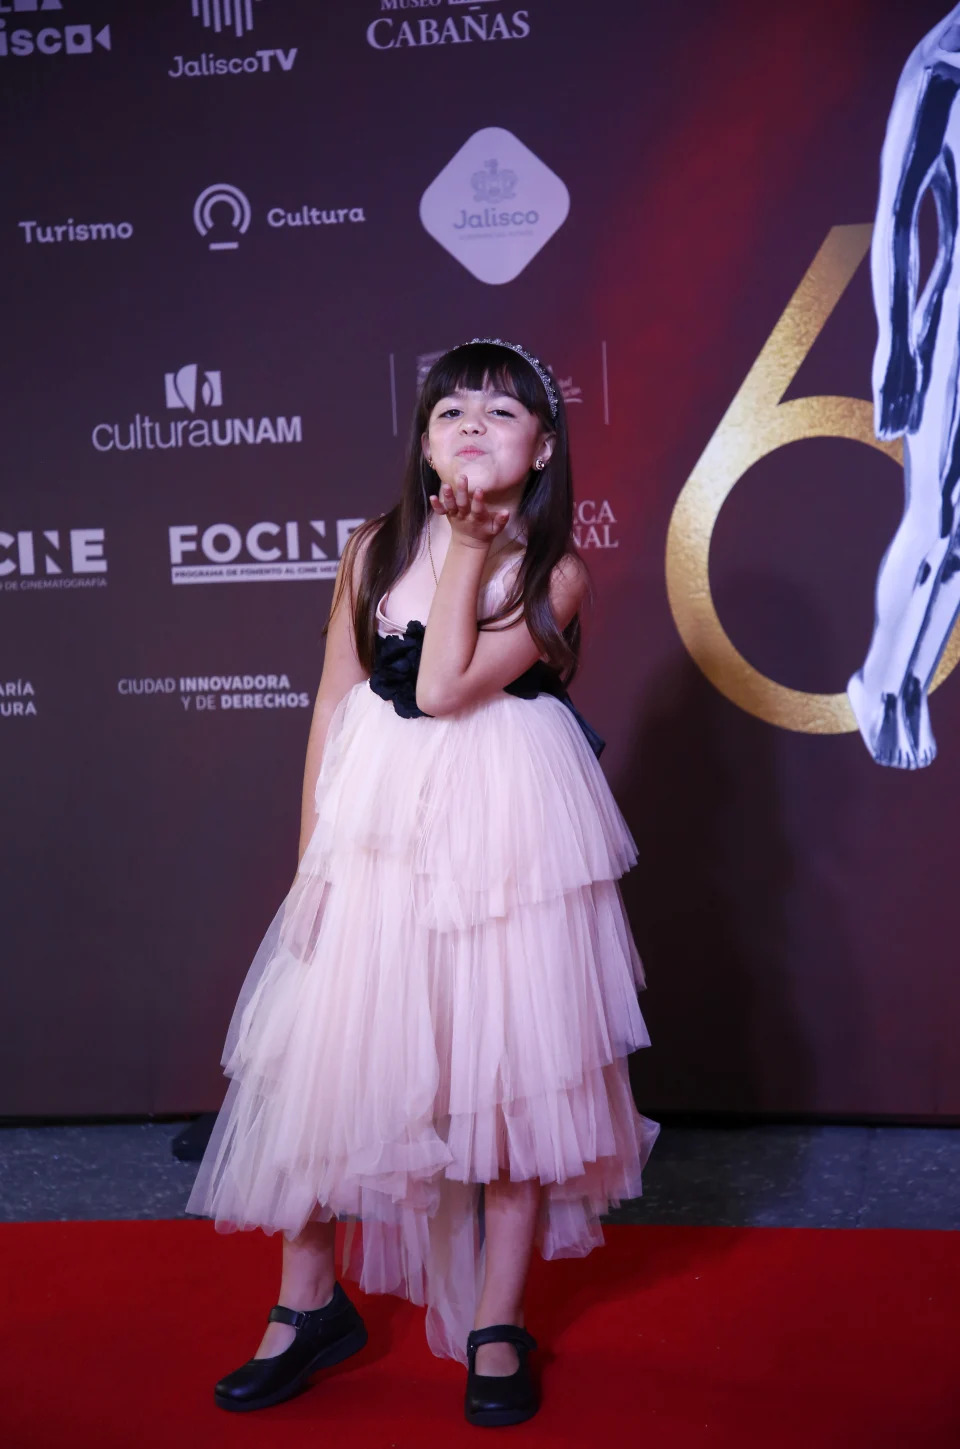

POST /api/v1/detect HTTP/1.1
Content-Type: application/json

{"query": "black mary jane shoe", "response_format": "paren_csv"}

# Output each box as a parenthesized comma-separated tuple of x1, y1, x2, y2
(214, 1281, 367, 1413)
(464, 1324, 539, 1428)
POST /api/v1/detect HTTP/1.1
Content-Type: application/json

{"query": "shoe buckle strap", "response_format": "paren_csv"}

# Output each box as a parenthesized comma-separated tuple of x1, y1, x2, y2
(268, 1305, 309, 1329)
(466, 1324, 537, 1355)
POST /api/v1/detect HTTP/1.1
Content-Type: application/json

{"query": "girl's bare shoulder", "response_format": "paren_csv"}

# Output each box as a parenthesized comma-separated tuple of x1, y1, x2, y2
(552, 551, 590, 602)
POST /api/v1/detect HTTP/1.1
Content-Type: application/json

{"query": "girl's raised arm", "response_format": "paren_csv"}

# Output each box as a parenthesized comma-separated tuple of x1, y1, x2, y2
(417, 541, 587, 717)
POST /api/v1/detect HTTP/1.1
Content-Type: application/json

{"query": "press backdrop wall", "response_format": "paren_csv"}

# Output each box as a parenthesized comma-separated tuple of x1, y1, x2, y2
(4, 0, 958, 1119)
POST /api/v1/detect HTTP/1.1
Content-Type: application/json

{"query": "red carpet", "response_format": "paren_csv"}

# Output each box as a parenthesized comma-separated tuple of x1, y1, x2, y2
(4, 1219, 959, 1449)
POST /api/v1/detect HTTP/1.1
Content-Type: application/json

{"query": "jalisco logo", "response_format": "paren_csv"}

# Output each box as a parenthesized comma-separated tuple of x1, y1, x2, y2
(0, 1, 111, 59)
(0, 680, 36, 719)
(665, 224, 960, 736)
(420, 127, 569, 285)
(193, 183, 365, 250)
(118, 671, 310, 713)
(91, 365, 302, 453)
(367, 1, 530, 50)
(171, 0, 297, 79)
(168, 518, 365, 584)
(453, 158, 539, 232)
(0, 527, 107, 591)
(472, 158, 516, 203)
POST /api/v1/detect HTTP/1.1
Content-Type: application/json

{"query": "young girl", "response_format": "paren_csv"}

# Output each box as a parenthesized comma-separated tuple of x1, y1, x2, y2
(187, 339, 658, 1427)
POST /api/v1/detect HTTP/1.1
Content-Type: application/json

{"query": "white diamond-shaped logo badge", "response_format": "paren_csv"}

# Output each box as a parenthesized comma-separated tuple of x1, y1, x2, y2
(420, 127, 570, 286)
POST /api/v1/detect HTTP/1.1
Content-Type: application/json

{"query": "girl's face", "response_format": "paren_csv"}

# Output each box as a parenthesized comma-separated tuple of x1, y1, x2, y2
(422, 383, 554, 498)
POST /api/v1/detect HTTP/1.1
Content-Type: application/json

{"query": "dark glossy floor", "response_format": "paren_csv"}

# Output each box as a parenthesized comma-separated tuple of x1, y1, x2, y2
(3, 1121, 959, 1229)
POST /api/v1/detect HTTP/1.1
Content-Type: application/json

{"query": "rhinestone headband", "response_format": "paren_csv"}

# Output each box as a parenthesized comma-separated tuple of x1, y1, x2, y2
(462, 336, 559, 420)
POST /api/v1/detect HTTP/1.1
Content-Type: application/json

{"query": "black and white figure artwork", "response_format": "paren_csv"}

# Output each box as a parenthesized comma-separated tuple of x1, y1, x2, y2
(849, 3, 960, 768)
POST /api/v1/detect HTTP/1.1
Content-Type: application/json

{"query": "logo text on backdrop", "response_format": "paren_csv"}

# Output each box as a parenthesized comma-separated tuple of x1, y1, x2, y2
(171, 0, 298, 79)
(194, 184, 251, 249)
(168, 519, 365, 584)
(193, 184, 366, 249)
(662, 226, 959, 735)
(118, 672, 311, 714)
(92, 367, 301, 452)
(191, 0, 260, 37)
(1, 528, 107, 592)
(0, 681, 36, 719)
(366, 2, 531, 50)
(0, 0, 111, 60)
(420, 127, 568, 284)
(165, 365, 223, 411)
(18, 217, 133, 245)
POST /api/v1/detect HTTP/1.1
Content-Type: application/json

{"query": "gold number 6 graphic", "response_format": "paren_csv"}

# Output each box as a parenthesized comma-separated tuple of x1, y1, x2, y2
(665, 223, 960, 733)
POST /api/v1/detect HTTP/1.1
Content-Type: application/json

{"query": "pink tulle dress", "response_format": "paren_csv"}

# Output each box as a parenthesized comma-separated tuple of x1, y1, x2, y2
(186, 548, 658, 1363)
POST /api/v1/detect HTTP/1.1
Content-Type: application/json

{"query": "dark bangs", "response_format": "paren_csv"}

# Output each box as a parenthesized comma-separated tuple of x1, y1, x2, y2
(418, 343, 554, 431)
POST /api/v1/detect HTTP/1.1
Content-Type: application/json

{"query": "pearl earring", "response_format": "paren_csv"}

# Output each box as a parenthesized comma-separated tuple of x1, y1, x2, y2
(534, 459, 546, 471)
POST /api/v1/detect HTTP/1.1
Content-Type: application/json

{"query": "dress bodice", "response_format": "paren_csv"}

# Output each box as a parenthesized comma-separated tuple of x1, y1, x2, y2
(376, 536, 521, 639)
(369, 544, 604, 758)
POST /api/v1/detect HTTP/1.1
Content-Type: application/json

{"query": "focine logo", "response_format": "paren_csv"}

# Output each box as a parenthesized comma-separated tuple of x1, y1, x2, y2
(169, 519, 364, 584)
(190, 0, 260, 37)
(194, 183, 251, 250)
(420, 127, 569, 285)
(0, 1, 111, 59)
(165, 364, 223, 411)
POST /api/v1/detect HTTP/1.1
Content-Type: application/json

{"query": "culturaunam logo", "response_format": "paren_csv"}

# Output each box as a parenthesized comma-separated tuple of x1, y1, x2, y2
(367, 1, 530, 50)
(0, 1, 111, 59)
(420, 126, 569, 285)
(165, 364, 223, 411)
(92, 365, 302, 453)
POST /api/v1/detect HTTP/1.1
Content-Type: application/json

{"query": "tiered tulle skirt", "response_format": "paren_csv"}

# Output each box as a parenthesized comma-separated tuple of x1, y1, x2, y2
(187, 680, 658, 1361)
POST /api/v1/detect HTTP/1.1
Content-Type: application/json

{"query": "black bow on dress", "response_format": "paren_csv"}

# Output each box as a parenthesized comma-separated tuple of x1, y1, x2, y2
(370, 622, 605, 758)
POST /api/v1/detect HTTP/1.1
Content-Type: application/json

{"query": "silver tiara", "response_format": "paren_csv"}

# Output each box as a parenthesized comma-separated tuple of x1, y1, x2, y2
(463, 337, 559, 420)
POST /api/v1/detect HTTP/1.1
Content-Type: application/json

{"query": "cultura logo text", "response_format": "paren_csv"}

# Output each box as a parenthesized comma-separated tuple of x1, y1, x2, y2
(92, 365, 302, 453)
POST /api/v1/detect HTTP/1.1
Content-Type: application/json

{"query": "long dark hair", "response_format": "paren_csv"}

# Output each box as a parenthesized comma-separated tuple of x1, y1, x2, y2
(333, 341, 583, 681)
